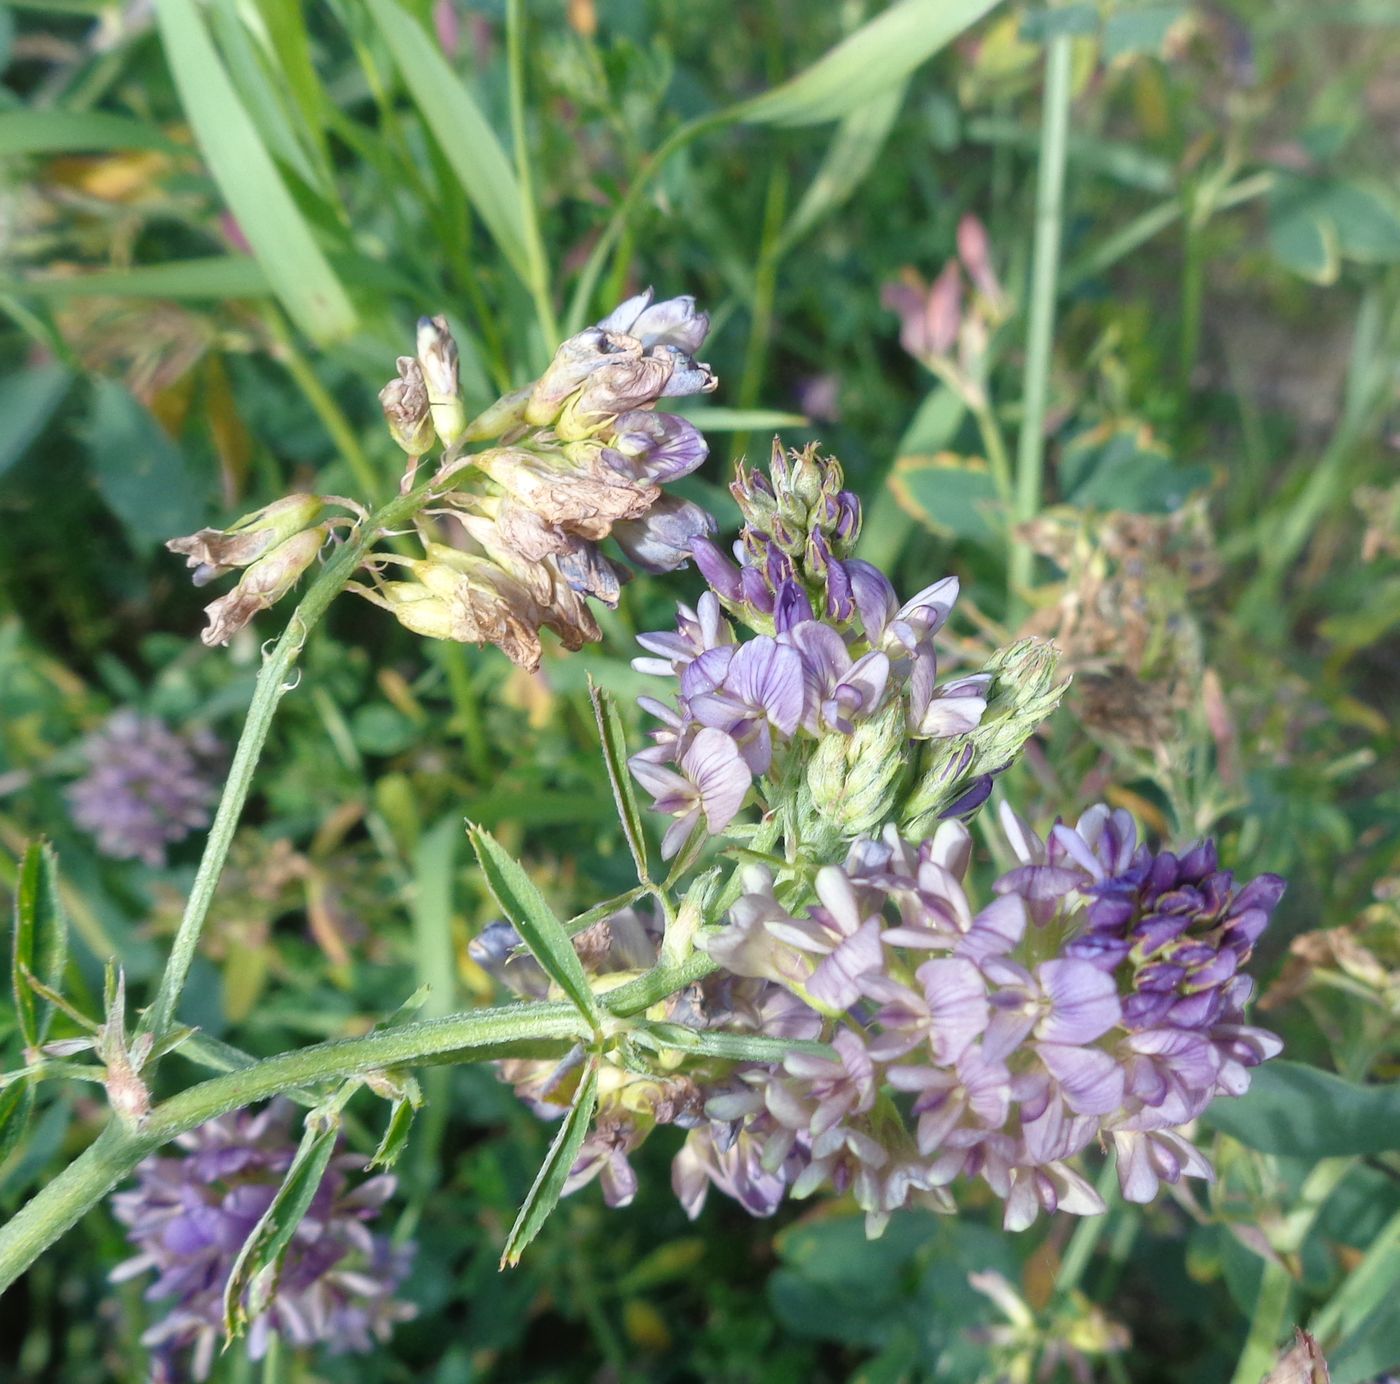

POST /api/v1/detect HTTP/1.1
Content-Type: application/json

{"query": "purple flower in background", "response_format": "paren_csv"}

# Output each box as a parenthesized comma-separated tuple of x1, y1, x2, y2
(110, 1102, 414, 1382)
(67, 711, 222, 867)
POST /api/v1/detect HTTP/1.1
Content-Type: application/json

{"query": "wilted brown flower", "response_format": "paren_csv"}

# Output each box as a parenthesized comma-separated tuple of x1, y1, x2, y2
(379, 356, 434, 455)
(1018, 501, 1220, 750)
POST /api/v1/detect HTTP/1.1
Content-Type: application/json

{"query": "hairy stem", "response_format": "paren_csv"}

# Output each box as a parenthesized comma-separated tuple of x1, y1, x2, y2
(144, 482, 431, 1042)
(0, 999, 591, 1293)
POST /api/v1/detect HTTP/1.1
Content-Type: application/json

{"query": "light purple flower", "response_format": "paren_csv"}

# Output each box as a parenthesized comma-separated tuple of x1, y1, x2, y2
(613, 495, 716, 573)
(110, 1102, 414, 1381)
(67, 711, 221, 868)
(629, 727, 751, 857)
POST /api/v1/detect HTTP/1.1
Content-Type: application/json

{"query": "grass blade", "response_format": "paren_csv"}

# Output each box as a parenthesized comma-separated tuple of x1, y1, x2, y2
(501, 1059, 598, 1267)
(0, 111, 182, 156)
(738, 0, 1003, 127)
(152, 0, 357, 342)
(364, 0, 531, 283)
(588, 678, 650, 884)
(468, 825, 602, 1029)
(11, 841, 69, 1052)
(777, 82, 907, 255)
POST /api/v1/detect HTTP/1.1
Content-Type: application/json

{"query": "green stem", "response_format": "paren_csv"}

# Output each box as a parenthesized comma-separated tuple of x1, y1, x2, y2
(1060, 171, 1273, 294)
(1229, 1259, 1293, 1384)
(144, 483, 431, 1042)
(970, 397, 1015, 510)
(1179, 195, 1205, 396)
(506, 0, 558, 351)
(562, 113, 729, 336)
(1054, 1159, 1120, 1298)
(1008, 23, 1073, 609)
(0, 1000, 591, 1294)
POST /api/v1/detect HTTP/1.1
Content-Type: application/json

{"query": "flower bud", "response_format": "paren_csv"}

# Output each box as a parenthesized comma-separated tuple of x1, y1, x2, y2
(416, 314, 467, 447)
(200, 525, 327, 646)
(166, 493, 325, 586)
(901, 638, 1067, 836)
(805, 701, 908, 841)
(464, 383, 532, 442)
(380, 356, 435, 454)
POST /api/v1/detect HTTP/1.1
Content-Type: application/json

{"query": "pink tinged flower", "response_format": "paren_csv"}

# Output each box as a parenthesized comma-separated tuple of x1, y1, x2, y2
(597, 288, 711, 355)
(953, 895, 1027, 963)
(1036, 1043, 1126, 1118)
(847, 559, 900, 642)
(915, 957, 990, 1064)
(889, 1046, 1012, 1155)
(925, 261, 963, 356)
(672, 1124, 787, 1220)
(703, 867, 816, 991)
(633, 592, 733, 676)
(1112, 1128, 1214, 1204)
(956, 214, 1005, 306)
(628, 727, 750, 857)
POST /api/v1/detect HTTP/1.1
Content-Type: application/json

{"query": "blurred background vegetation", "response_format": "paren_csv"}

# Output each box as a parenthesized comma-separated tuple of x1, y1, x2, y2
(1, 0, 1398, 1380)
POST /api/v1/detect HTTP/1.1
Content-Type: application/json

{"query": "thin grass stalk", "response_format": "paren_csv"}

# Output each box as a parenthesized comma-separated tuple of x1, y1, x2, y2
(1009, 22, 1073, 608)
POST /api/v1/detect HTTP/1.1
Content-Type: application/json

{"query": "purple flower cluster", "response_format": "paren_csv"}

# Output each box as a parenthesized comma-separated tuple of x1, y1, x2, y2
(674, 805, 1283, 1233)
(629, 444, 990, 855)
(110, 1102, 414, 1381)
(67, 711, 222, 867)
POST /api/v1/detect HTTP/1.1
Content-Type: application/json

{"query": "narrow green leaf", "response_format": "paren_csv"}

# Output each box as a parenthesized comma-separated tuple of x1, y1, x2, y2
(777, 82, 906, 254)
(364, 0, 531, 281)
(501, 1059, 598, 1267)
(739, 0, 1003, 127)
(631, 1022, 831, 1065)
(589, 679, 649, 884)
(0, 110, 183, 156)
(0, 1084, 35, 1172)
(468, 825, 601, 1028)
(223, 1116, 340, 1337)
(413, 818, 459, 1019)
(253, 0, 335, 179)
(152, 0, 357, 342)
(367, 1079, 422, 1171)
(0, 365, 70, 479)
(84, 378, 207, 550)
(1202, 1060, 1400, 1157)
(11, 842, 68, 1052)
(560, 885, 649, 940)
(205, 0, 327, 195)
(667, 406, 810, 431)
(7, 257, 270, 301)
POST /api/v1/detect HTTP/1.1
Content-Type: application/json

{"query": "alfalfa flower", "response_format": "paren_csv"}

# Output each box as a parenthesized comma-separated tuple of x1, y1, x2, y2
(110, 1102, 415, 1381)
(67, 711, 221, 867)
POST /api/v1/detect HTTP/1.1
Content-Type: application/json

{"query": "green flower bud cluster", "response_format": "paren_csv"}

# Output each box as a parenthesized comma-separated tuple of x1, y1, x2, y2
(801, 701, 911, 849)
(900, 638, 1068, 838)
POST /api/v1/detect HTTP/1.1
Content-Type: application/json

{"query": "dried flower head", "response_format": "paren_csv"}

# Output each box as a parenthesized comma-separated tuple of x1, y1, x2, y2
(360, 289, 718, 671)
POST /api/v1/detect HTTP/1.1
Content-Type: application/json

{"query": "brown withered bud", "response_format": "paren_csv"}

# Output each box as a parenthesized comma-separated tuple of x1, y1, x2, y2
(524, 327, 641, 426)
(380, 355, 434, 455)
(472, 447, 658, 539)
(201, 526, 328, 647)
(416, 315, 467, 447)
(166, 494, 324, 587)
